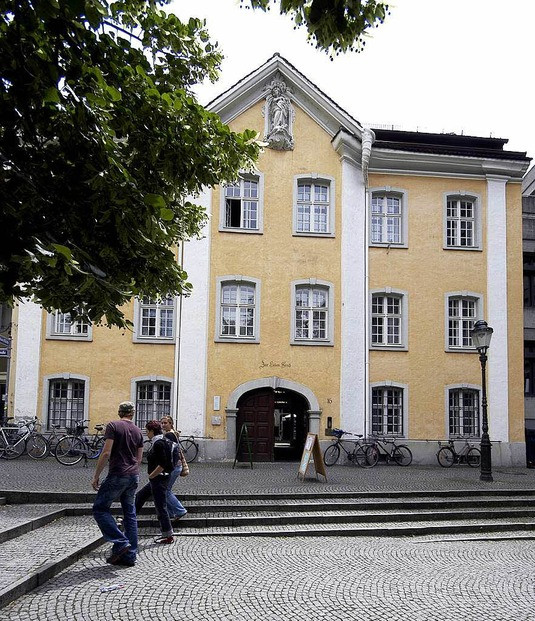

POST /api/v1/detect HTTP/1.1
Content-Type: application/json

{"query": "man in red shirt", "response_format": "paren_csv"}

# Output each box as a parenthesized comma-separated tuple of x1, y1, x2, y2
(92, 401, 144, 567)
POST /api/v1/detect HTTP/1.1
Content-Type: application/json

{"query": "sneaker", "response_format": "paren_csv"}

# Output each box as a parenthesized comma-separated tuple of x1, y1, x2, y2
(106, 545, 131, 565)
(115, 557, 136, 567)
(171, 511, 187, 525)
(154, 536, 174, 544)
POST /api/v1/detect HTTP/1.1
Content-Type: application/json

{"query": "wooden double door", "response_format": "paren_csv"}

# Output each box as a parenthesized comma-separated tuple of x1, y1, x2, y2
(236, 388, 309, 462)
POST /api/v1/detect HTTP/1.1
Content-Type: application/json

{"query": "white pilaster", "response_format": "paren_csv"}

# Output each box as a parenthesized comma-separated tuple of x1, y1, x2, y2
(333, 132, 367, 434)
(486, 176, 509, 441)
(175, 189, 212, 436)
(13, 299, 42, 419)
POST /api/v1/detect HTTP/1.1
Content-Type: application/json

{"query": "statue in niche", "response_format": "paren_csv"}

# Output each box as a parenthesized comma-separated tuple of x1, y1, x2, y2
(263, 76, 294, 150)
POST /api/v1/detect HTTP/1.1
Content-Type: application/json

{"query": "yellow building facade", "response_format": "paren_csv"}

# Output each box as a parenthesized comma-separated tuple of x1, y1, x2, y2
(7, 55, 530, 465)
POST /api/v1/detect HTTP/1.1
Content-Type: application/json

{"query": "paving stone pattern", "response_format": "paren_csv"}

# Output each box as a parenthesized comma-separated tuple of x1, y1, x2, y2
(2, 457, 535, 494)
(1, 535, 534, 621)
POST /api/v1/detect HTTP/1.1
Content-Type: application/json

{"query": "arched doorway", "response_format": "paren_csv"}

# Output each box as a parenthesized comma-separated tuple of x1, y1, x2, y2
(236, 387, 310, 462)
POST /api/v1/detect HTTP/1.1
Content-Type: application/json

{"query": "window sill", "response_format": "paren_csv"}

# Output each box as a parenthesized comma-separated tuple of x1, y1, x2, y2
(46, 335, 92, 342)
(443, 245, 482, 252)
(215, 337, 259, 344)
(133, 337, 175, 345)
(369, 242, 407, 249)
(218, 227, 263, 235)
(292, 232, 335, 238)
(370, 345, 408, 352)
(445, 347, 477, 354)
(291, 340, 334, 347)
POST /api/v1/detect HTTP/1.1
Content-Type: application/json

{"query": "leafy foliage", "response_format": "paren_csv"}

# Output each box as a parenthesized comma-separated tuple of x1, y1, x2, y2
(244, 0, 389, 56)
(0, 0, 261, 327)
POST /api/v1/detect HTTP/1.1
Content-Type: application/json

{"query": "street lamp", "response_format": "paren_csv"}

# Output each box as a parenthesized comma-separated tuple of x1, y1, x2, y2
(470, 319, 494, 482)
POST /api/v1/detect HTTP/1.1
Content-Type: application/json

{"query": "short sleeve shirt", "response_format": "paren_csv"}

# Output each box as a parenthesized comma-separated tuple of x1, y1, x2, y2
(104, 419, 144, 476)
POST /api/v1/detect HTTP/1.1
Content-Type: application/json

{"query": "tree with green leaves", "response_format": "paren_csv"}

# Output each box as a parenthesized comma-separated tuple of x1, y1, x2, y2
(0, 0, 260, 327)
(245, 0, 389, 56)
(0, 0, 387, 328)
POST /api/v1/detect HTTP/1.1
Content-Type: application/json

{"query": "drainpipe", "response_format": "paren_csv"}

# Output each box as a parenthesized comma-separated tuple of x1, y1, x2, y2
(361, 128, 375, 439)
(172, 241, 185, 427)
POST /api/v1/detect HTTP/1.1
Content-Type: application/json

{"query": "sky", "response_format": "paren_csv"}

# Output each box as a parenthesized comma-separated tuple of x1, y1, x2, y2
(170, 0, 535, 168)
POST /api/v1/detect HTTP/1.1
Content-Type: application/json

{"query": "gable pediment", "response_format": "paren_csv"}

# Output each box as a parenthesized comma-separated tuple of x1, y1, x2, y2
(207, 54, 365, 144)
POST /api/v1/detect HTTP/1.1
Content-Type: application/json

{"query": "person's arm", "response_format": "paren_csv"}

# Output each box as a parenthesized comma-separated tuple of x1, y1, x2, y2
(148, 465, 164, 480)
(91, 438, 114, 490)
(136, 445, 143, 467)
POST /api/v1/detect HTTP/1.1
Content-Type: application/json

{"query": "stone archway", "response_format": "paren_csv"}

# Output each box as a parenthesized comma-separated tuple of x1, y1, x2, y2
(225, 376, 321, 460)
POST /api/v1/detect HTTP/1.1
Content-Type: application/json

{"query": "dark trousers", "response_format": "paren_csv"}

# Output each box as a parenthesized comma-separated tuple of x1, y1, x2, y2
(135, 475, 173, 537)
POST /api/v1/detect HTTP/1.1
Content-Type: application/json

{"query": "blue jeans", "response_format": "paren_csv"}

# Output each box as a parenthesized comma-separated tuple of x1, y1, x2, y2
(166, 464, 187, 518)
(135, 476, 173, 537)
(93, 474, 139, 562)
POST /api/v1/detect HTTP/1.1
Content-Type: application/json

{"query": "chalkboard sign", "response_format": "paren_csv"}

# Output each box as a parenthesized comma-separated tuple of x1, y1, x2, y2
(298, 433, 326, 481)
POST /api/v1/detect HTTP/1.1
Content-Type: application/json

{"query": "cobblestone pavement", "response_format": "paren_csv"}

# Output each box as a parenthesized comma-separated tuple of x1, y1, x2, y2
(1, 535, 534, 621)
(2, 456, 535, 494)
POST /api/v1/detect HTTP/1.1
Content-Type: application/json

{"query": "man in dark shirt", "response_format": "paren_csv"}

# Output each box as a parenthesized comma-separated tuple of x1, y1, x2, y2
(92, 401, 144, 566)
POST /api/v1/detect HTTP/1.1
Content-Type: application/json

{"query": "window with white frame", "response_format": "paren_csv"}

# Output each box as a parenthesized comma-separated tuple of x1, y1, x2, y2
(447, 294, 481, 350)
(369, 188, 407, 247)
(293, 284, 331, 343)
(47, 310, 91, 340)
(47, 378, 85, 429)
(293, 175, 334, 236)
(444, 193, 481, 250)
(371, 293, 403, 347)
(135, 296, 175, 342)
(220, 174, 264, 232)
(215, 277, 260, 343)
(371, 386, 404, 436)
(448, 388, 480, 437)
(136, 381, 171, 429)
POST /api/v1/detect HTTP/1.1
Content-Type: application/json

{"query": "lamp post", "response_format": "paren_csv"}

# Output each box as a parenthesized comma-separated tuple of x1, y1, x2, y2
(470, 320, 494, 482)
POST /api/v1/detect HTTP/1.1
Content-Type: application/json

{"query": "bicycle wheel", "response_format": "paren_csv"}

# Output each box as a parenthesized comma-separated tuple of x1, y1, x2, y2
(55, 436, 85, 465)
(141, 439, 152, 464)
(437, 446, 455, 468)
(26, 434, 49, 460)
(354, 445, 377, 468)
(393, 445, 413, 466)
(1, 428, 26, 459)
(180, 438, 198, 463)
(466, 447, 481, 468)
(323, 444, 340, 466)
(88, 436, 105, 459)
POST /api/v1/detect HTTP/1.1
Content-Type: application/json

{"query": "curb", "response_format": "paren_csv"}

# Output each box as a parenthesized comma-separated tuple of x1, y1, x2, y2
(0, 509, 66, 544)
(0, 534, 104, 609)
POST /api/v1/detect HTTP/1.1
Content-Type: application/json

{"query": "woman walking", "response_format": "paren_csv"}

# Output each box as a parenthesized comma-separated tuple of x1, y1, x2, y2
(135, 420, 174, 544)
(160, 415, 188, 524)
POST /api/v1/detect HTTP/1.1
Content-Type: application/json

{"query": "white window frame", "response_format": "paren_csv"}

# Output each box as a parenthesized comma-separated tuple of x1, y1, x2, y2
(42, 373, 90, 430)
(133, 296, 176, 344)
(293, 174, 335, 237)
(444, 384, 481, 438)
(219, 172, 264, 234)
(369, 381, 409, 438)
(215, 276, 260, 343)
(369, 187, 408, 248)
(291, 279, 334, 346)
(369, 288, 408, 350)
(443, 191, 482, 251)
(46, 310, 92, 341)
(445, 291, 483, 352)
(131, 375, 174, 429)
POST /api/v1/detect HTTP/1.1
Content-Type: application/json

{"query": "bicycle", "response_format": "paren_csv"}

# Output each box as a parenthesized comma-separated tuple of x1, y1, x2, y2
(38, 424, 64, 458)
(323, 428, 375, 468)
(54, 421, 105, 465)
(436, 438, 481, 468)
(365, 436, 413, 467)
(142, 434, 199, 464)
(0, 417, 48, 460)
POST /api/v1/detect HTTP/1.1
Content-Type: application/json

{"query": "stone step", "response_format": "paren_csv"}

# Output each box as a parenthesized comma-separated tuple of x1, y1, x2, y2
(136, 506, 535, 529)
(0, 515, 103, 609)
(138, 517, 535, 539)
(0, 498, 6, 506)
